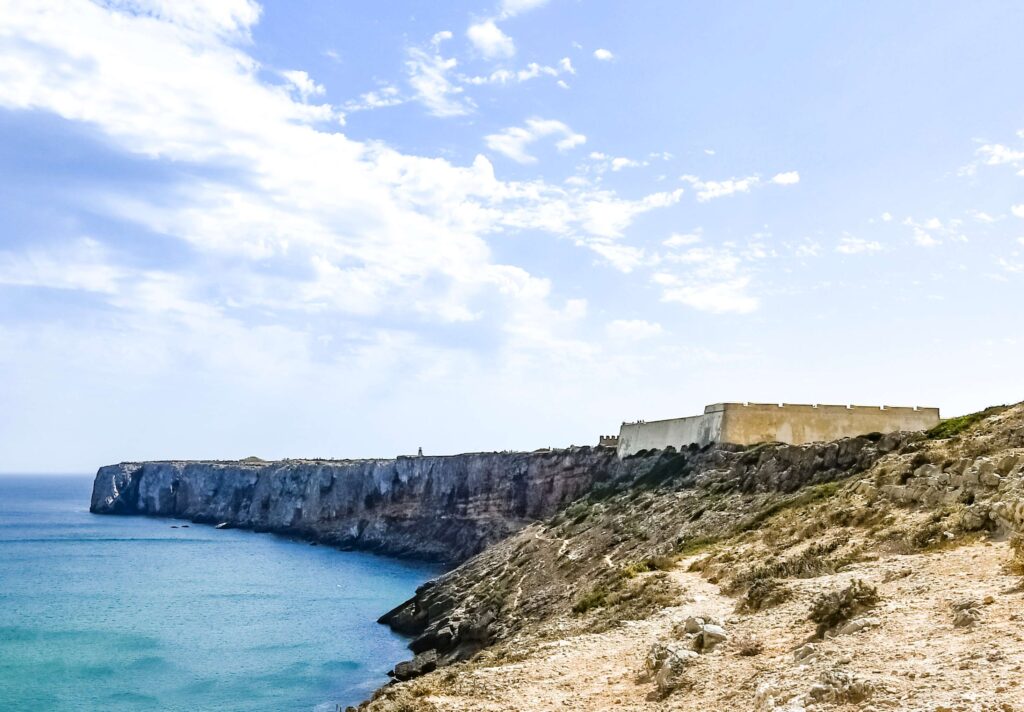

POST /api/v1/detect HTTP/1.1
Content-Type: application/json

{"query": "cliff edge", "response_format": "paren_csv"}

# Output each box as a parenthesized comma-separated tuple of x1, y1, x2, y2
(90, 448, 623, 563)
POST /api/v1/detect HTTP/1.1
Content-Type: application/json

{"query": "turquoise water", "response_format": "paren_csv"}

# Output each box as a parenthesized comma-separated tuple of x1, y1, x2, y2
(0, 475, 439, 712)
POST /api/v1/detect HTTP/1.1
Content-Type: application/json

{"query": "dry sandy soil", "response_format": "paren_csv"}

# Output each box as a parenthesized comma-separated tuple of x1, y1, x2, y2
(390, 540, 1024, 711)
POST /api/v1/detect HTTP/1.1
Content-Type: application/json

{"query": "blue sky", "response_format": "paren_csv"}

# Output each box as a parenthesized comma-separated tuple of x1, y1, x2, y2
(1, 0, 1023, 472)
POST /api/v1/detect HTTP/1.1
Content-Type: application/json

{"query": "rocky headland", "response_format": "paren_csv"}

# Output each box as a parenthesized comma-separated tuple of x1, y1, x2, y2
(91, 447, 627, 562)
(91, 402, 1024, 711)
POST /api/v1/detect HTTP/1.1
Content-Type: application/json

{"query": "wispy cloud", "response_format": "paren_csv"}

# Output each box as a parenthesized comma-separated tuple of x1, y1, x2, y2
(498, 0, 551, 18)
(461, 57, 574, 86)
(485, 118, 586, 163)
(680, 171, 799, 202)
(836, 235, 882, 254)
(405, 32, 474, 117)
(605, 319, 663, 339)
(681, 174, 759, 201)
(280, 70, 325, 101)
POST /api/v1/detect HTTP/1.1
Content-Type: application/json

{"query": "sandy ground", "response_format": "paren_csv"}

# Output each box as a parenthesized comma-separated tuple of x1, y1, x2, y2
(412, 541, 1024, 711)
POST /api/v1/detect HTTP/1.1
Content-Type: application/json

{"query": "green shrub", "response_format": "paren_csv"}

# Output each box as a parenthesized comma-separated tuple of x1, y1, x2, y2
(572, 586, 609, 613)
(926, 405, 1008, 439)
(738, 577, 791, 612)
(622, 555, 677, 577)
(740, 482, 843, 532)
(808, 579, 879, 637)
(729, 538, 857, 593)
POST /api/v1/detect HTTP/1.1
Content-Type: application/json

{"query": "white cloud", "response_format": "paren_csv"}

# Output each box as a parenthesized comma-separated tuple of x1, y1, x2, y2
(344, 85, 404, 113)
(406, 37, 473, 117)
(573, 189, 683, 240)
(960, 131, 1024, 177)
(0, 3, 636, 341)
(467, 19, 516, 59)
(653, 234, 765, 314)
(899, 215, 968, 248)
(0, 238, 122, 293)
(881, 212, 893, 222)
(611, 157, 641, 171)
(654, 273, 758, 314)
(704, 148, 716, 156)
(836, 236, 882, 254)
(280, 70, 325, 101)
(680, 174, 759, 202)
(485, 118, 586, 163)
(663, 232, 702, 247)
(770, 171, 800, 185)
(1013, 204, 1024, 218)
(794, 241, 822, 258)
(593, 48, 614, 61)
(461, 59, 572, 86)
(0, 0, 803, 472)
(606, 319, 663, 340)
(0, 0, 696, 341)
(912, 228, 939, 247)
(679, 171, 799, 202)
(977, 143, 1024, 166)
(499, 0, 550, 18)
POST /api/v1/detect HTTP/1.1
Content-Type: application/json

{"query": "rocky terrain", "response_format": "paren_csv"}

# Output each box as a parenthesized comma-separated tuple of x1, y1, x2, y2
(358, 402, 1024, 711)
(91, 402, 1024, 710)
(92, 447, 647, 562)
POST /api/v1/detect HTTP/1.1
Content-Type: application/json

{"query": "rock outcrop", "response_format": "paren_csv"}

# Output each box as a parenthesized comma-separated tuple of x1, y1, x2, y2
(90, 448, 623, 563)
(375, 433, 906, 668)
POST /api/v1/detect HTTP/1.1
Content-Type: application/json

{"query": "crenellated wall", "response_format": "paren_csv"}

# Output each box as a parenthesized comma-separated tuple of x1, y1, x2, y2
(617, 402, 940, 456)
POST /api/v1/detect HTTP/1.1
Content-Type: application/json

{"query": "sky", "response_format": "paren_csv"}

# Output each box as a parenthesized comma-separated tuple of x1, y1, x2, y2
(1, 0, 1023, 473)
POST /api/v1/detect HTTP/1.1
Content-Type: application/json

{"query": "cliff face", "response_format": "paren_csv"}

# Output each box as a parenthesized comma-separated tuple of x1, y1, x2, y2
(90, 448, 621, 562)
(376, 433, 908, 666)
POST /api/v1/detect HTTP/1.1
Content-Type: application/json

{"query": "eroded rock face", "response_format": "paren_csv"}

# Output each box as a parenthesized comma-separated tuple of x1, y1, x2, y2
(90, 448, 620, 563)
(377, 435, 906, 671)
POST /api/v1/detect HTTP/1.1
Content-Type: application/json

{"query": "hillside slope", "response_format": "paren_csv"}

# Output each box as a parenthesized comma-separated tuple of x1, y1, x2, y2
(364, 402, 1024, 711)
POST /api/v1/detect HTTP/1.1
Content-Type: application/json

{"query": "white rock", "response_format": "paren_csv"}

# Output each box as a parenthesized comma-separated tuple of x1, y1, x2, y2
(683, 616, 705, 634)
(838, 616, 880, 635)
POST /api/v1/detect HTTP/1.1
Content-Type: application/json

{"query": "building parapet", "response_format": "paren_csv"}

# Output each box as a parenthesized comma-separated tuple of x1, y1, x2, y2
(616, 401, 940, 457)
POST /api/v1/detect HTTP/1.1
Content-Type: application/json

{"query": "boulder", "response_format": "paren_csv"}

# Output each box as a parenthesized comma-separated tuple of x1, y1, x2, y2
(644, 642, 698, 695)
(696, 624, 728, 652)
(682, 616, 705, 634)
(793, 643, 817, 662)
(838, 616, 880, 636)
(391, 649, 438, 681)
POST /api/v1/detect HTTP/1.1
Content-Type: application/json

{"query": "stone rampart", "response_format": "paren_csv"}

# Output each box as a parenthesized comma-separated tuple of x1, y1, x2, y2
(617, 402, 939, 456)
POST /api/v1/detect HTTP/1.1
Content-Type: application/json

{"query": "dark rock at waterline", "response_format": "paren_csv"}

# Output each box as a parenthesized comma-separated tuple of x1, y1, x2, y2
(390, 649, 437, 681)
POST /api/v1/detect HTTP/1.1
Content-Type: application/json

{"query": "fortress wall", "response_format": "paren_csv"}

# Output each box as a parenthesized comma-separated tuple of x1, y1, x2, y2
(718, 402, 940, 446)
(616, 410, 724, 457)
(617, 402, 940, 455)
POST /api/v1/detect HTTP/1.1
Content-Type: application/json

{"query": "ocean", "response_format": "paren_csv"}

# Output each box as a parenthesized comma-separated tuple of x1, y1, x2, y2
(0, 475, 439, 712)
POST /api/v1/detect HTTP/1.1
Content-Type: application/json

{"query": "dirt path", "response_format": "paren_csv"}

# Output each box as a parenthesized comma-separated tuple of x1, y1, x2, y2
(405, 542, 1024, 711)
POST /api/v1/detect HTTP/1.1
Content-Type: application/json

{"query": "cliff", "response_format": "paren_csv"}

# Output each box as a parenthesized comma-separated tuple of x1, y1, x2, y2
(375, 432, 905, 666)
(360, 403, 1024, 712)
(90, 448, 624, 563)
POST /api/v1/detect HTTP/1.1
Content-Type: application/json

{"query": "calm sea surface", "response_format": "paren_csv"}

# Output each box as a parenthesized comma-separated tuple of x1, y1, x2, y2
(0, 475, 439, 712)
